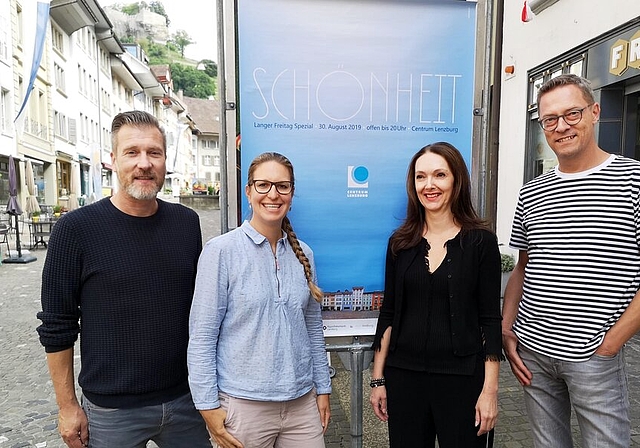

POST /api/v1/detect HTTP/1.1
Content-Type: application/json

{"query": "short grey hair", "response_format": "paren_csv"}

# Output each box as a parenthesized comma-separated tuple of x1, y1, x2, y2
(536, 74, 595, 110)
(111, 110, 167, 154)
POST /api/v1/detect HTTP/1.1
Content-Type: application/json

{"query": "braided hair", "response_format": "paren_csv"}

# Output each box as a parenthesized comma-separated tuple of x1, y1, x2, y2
(247, 152, 323, 302)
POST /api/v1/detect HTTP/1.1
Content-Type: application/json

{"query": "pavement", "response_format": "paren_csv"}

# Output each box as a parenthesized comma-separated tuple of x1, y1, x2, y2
(2, 202, 640, 447)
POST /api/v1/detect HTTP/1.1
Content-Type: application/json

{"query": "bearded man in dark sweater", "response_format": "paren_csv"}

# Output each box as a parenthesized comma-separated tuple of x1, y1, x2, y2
(37, 111, 211, 448)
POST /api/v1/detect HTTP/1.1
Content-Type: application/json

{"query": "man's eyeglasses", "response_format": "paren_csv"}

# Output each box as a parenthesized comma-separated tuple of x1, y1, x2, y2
(249, 180, 294, 195)
(538, 104, 593, 131)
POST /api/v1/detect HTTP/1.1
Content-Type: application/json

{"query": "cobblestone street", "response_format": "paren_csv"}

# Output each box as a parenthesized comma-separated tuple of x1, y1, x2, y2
(2, 204, 640, 447)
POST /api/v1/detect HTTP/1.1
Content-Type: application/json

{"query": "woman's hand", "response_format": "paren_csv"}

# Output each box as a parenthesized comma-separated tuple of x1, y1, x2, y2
(200, 408, 243, 448)
(370, 386, 389, 422)
(474, 389, 498, 436)
(316, 394, 331, 434)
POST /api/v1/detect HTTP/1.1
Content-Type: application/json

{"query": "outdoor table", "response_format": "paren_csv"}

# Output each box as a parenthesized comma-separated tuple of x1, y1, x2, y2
(27, 218, 57, 250)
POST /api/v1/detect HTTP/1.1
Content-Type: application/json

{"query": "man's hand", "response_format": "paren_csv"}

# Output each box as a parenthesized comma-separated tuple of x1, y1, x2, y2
(502, 328, 532, 386)
(58, 403, 89, 448)
(200, 408, 243, 448)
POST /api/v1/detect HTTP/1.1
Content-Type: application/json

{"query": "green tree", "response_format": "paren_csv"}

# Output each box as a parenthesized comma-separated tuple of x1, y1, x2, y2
(170, 63, 216, 99)
(170, 30, 194, 58)
(199, 59, 218, 78)
(120, 1, 147, 15)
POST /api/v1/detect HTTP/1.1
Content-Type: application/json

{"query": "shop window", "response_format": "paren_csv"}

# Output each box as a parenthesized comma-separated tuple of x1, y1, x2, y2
(57, 160, 70, 197)
(32, 162, 45, 203)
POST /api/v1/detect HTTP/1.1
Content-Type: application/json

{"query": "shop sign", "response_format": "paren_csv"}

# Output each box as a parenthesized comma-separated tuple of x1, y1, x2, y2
(610, 30, 640, 76)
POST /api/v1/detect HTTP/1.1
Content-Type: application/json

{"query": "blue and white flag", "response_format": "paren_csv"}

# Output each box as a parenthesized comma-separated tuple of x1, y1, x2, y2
(14, 0, 51, 134)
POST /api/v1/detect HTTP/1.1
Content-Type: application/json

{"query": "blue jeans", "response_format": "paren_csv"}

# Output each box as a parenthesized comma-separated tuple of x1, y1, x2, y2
(82, 391, 211, 448)
(518, 345, 629, 448)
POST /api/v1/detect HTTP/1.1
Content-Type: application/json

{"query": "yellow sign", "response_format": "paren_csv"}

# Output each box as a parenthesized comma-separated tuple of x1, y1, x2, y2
(610, 30, 640, 76)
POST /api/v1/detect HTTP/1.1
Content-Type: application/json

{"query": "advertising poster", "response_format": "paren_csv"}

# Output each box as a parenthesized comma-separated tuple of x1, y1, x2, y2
(237, 0, 477, 322)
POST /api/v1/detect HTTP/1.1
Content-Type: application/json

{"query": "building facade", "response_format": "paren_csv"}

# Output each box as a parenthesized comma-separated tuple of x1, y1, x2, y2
(182, 95, 221, 195)
(0, 0, 193, 215)
(496, 0, 640, 247)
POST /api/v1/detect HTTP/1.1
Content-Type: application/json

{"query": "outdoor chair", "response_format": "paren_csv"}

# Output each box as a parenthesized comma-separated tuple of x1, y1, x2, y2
(0, 223, 9, 257)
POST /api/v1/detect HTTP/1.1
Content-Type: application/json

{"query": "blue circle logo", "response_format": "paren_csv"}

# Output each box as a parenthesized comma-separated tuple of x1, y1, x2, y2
(352, 166, 369, 184)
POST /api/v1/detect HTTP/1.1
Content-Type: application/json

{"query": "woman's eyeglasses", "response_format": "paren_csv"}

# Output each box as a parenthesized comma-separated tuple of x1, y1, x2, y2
(249, 180, 294, 195)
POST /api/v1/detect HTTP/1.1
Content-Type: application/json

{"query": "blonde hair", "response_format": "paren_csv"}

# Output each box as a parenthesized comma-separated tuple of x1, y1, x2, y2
(247, 152, 323, 302)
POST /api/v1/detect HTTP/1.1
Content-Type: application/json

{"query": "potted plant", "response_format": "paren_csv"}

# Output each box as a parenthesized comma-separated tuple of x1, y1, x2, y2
(500, 253, 516, 298)
(31, 210, 41, 223)
(52, 205, 62, 217)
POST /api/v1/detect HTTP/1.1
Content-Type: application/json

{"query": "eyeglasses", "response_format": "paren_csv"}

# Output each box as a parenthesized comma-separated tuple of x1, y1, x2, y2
(249, 180, 294, 195)
(538, 104, 593, 131)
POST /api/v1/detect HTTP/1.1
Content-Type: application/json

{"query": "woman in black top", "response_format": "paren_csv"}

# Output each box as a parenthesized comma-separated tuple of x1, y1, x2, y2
(370, 142, 502, 447)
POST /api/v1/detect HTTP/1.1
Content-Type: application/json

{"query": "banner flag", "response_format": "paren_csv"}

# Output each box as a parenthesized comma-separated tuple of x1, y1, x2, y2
(14, 0, 51, 133)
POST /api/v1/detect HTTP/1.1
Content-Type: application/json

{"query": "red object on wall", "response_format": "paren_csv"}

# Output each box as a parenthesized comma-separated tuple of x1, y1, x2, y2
(521, 0, 535, 22)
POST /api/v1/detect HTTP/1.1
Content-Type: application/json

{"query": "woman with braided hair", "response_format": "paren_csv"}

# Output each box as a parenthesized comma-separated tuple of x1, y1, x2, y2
(188, 152, 331, 448)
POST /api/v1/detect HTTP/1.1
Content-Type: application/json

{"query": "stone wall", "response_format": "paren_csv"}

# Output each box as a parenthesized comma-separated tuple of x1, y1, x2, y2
(179, 195, 219, 210)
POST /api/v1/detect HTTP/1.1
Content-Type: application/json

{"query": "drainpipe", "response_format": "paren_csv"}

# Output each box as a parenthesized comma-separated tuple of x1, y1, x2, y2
(487, 0, 504, 228)
(477, 0, 494, 220)
(217, 0, 229, 234)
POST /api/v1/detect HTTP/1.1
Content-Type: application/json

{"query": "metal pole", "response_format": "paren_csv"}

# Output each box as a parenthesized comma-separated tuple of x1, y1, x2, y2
(325, 339, 371, 448)
(477, 0, 494, 218)
(349, 337, 365, 448)
(216, 0, 229, 234)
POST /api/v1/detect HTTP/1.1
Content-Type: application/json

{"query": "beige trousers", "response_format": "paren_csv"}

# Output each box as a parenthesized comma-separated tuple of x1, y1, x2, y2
(216, 390, 325, 448)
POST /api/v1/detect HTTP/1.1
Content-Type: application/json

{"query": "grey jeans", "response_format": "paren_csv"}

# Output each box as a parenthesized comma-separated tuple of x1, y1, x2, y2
(82, 391, 211, 448)
(518, 344, 630, 448)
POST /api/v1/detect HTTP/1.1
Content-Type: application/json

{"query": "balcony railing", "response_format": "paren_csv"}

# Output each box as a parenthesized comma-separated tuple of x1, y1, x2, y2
(25, 119, 48, 140)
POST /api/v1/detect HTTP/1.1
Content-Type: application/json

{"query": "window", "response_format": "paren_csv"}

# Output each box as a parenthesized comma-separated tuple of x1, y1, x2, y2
(100, 48, 110, 73)
(54, 111, 68, 140)
(0, 15, 8, 61)
(17, 4, 23, 47)
(0, 88, 8, 133)
(78, 65, 84, 95)
(57, 160, 70, 197)
(202, 155, 212, 166)
(52, 26, 64, 55)
(26, 88, 48, 139)
(54, 63, 66, 93)
(213, 155, 220, 166)
(202, 139, 220, 150)
(79, 113, 86, 141)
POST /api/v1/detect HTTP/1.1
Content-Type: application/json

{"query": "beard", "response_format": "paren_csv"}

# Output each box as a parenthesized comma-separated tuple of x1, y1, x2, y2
(121, 171, 164, 200)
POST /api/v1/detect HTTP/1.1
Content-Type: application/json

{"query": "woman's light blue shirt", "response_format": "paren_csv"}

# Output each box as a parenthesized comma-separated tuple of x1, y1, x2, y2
(188, 221, 331, 410)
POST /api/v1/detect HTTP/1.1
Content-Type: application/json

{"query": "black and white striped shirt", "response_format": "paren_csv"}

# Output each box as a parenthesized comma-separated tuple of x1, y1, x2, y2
(510, 155, 640, 361)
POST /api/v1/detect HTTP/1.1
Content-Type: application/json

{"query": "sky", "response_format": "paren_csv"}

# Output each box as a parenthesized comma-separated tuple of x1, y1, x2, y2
(100, 0, 219, 62)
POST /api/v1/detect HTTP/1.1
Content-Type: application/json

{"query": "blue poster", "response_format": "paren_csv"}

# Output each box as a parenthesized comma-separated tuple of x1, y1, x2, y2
(238, 0, 477, 293)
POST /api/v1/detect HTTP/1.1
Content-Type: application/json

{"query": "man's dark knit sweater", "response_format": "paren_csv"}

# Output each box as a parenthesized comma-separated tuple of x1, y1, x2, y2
(36, 198, 202, 408)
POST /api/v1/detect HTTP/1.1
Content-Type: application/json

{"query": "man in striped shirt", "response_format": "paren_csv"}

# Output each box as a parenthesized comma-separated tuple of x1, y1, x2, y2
(502, 74, 640, 448)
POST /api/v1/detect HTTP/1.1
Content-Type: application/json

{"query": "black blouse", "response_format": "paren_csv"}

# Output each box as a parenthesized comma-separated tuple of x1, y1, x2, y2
(372, 229, 503, 374)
